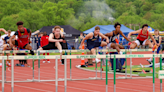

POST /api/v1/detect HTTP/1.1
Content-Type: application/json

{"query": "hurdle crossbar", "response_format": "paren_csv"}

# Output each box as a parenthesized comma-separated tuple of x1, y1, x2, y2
(0, 49, 154, 54)
(0, 54, 162, 60)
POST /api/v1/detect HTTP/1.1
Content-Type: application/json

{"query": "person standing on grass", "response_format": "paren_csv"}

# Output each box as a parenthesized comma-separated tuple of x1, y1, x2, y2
(79, 26, 109, 63)
(41, 32, 50, 63)
(9, 21, 35, 56)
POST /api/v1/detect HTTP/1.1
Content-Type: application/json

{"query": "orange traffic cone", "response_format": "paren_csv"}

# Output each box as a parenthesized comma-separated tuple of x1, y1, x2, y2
(81, 44, 87, 67)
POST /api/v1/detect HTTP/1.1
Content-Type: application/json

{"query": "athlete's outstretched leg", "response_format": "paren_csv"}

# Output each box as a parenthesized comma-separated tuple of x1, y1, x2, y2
(25, 44, 34, 55)
(55, 42, 62, 61)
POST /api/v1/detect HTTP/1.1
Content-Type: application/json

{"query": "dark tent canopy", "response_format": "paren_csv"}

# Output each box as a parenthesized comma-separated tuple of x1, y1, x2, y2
(39, 25, 81, 39)
(38, 25, 81, 47)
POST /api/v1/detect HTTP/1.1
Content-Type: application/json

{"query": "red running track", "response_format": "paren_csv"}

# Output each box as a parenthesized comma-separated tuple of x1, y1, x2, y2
(0, 51, 163, 92)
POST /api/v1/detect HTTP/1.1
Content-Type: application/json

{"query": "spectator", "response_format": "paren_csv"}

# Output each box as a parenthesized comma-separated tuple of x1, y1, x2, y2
(41, 32, 50, 63)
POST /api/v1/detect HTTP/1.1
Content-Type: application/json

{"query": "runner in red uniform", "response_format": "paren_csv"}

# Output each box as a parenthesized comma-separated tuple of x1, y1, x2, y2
(9, 21, 35, 55)
(128, 24, 157, 49)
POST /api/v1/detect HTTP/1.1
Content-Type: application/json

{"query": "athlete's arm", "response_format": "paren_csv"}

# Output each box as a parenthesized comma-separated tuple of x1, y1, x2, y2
(28, 29, 32, 43)
(105, 32, 113, 37)
(128, 30, 141, 38)
(99, 33, 109, 43)
(119, 30, 131, 42)
(159, 36, 162, 46)
(149, 32, 157, 45)
(48, 33, 62, 42)
(0, 28, 8, 34)
(9, 35, 16, 47)
(79, 33, 93, 49)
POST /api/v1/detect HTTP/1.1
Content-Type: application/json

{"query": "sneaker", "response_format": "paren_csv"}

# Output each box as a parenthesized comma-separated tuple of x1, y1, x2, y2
(47, 61, 50, 63)
(140, 63, 143, 68)
(0, 65, 2, 67)
(43, 61, 46, 63)
(21, 65, 25, 67)
(146, 59, 152, 64)
(96, 59, 100, 63)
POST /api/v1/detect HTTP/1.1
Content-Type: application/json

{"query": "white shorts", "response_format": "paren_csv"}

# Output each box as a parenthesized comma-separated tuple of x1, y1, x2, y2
(107, 42, 117, 49)
(135, 39, 147, 46)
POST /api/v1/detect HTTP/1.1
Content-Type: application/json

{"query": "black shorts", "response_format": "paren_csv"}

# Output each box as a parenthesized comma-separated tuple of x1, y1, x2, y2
(42, 43, 58, 50)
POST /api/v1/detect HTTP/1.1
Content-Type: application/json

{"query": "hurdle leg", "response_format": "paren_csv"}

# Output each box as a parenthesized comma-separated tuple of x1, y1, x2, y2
(64, 56, 67, 92)
(105, 55, 108, 92)
(95, 49, 97, 79)
(100, 52, 102, 79)
(11, 57, 14, 92)
(114, 55, 116, 92)
(2, 57, 4, 92)
(130, 49, 132, 78)
(69, 50, 72, 80)
(55, 56, 58, 92)
(38, 51, 40, 82)
(153, 54, 155, 92)
(125, 50, 127, 79)
(4, 60, 6, 82)
(32, 60, 34, 81)
(160, 54, 162, 92)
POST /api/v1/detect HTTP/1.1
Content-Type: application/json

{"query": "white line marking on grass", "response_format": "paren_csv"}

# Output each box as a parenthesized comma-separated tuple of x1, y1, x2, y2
(7, 84, 53, 92)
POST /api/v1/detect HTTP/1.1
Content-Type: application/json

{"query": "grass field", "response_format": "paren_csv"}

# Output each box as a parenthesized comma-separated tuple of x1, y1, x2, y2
(84, 65, 164, 78)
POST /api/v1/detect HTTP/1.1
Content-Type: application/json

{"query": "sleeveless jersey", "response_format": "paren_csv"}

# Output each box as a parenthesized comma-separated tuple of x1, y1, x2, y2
(137, 30, 148, 41)
(109, 31, 119, 42)
(87, 32, 100, 50)
(49, 33, 62, 44)
(17, 28, 29, 45)
(154, 36, 159, 43)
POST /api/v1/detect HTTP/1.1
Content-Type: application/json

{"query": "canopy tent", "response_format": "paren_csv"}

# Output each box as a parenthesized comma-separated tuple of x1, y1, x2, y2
(32, 25, 82, 47)
(83, 24, 134, 35)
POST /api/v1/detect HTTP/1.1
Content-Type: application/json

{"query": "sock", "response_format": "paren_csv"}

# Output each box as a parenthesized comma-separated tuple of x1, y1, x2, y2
(0, 63, 2, 65)
(30, 50, 34, 55)
(7, 61, 9, 64)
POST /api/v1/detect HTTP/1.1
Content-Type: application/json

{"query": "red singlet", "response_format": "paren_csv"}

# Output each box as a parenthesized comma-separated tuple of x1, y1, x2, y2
(137, 30, 148, 41)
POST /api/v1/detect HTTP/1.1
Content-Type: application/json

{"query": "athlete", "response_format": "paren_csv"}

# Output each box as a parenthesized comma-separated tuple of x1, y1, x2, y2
(37, 26, 65, 62)
(146, 29, 161, 63)
(105, 22, 133, 54)
(128, 24, 157, 49)
(0, 28, 8, 67)
(9, 21, 35, 55)
(79, 26, 109, 63)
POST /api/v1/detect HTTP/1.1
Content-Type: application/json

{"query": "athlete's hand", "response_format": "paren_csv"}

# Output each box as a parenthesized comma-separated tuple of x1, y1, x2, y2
(79, 45, 82, 49)
(9, 43, 13, 48)
(128, 36, 131, 39)
(106, 39, 109, 43)
(5, 31, 8, 34)
(63, 40, 66, 43)
(59, 39, 63, 42)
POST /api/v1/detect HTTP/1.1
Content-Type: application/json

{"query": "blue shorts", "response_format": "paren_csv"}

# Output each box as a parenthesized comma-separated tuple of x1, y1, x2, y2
(157, 46, 161, 54)
(87, 42, 101, 50)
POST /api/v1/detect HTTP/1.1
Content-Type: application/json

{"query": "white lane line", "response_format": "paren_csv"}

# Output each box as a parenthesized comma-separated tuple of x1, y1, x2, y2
(39, 82, 100, 92)
(7, 84, 53, 92)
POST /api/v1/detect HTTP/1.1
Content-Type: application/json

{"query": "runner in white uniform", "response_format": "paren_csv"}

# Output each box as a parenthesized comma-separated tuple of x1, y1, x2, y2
(0, 28, 8, 67)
